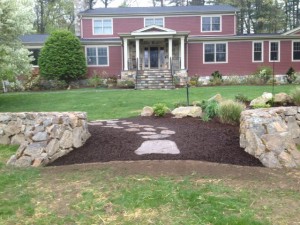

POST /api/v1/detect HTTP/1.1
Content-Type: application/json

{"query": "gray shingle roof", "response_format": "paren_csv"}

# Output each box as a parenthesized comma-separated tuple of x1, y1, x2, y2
(19, 34, 49, 44)
(80, 5, 238, 16)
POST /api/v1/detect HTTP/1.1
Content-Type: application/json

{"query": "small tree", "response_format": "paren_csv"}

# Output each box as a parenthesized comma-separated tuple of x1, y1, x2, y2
(38, 30, 87, 84)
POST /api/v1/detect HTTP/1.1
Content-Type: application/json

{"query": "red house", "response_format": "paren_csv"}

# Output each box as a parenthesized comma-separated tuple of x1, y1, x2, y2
(22, 2, 300, 89)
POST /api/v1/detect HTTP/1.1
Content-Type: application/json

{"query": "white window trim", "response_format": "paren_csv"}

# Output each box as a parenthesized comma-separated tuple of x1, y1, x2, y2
(269, 41, 280, 62)
(292, 40, 300, 62)
(85, 46, 109, 67)
(144, 17, 165, 27)
(92, 18, 113, 35)
(252, 41, 264, 63)
(203, 42, 228, 64)
(201, 15, 222, 33)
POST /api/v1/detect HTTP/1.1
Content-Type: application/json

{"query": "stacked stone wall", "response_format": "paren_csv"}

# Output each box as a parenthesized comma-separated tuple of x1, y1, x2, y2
(0, 112, 90, 167)
(240, 107, 300, 168)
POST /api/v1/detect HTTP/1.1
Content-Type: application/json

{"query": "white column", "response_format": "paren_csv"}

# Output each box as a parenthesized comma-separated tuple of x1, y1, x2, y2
(168, 38, 173, 69)
(180, 36, 185, 70)
(135, 39, 140, 70)
(123, 38, 128, 70)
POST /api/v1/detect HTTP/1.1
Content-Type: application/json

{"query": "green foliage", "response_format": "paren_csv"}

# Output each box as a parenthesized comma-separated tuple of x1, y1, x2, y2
(235, 93, 249, 103)
(254, 66, 272, 84)
(218, 100, 245, 125)
(117, 80, 135, 89)
(201, 113, 211, 122)
(38, 30, 87, 84)
(188, 76, 199, 87)
(286, 67, 296, 84)
(252, 103, 271, 109)
(88, 71, 104, 88)
(153, 103, 169, 117)
(290, 87, 300, 106)
(201, 100, 219, 119)
(0, 0, 34, 81)
(209, 71, 223, 86)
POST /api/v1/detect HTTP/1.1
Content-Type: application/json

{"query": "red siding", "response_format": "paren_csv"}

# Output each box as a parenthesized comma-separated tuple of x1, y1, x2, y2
(188, 40, 300, 76)
(82, 14, 236, 38)
(82, 18, 143, 38)
(87, 46, 122, 77)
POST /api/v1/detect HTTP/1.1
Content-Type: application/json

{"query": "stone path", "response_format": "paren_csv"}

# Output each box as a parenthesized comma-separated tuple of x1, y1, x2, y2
(89, 119, 180, 155)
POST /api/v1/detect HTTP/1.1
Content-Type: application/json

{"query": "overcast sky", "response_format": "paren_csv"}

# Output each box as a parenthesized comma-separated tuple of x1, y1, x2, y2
(95, 0, 153, 8)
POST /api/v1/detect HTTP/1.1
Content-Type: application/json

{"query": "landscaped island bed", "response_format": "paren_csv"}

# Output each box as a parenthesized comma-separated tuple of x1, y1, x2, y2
(50, 115, 262, 167)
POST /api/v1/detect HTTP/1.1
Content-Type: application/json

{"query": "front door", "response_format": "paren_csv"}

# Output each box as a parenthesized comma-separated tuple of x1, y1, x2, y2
(150, 47, 159, 68)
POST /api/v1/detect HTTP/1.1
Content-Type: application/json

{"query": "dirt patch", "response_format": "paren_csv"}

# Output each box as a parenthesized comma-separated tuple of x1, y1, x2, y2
(49, 116, 262, 167)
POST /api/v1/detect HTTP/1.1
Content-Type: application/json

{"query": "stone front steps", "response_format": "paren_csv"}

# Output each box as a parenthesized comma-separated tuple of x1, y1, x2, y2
(135, 69, 174, 90)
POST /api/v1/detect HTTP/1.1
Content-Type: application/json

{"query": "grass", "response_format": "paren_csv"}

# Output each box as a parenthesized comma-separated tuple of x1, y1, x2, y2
(0, 86, 299, 224)
(0, 85, 297, 120)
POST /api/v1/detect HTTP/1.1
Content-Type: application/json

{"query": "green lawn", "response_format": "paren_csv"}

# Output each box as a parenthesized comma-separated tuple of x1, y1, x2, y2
(0, 85, 297, 120)
(0, 85, 300, 224)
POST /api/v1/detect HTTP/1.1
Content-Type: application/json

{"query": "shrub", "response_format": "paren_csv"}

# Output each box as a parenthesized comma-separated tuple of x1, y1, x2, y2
(201, 100, 219, 119)
(286, 67, 296, 84)
(222, 76, 241, 85)
(254, 66, 272, 84)
(235, 93, 249, 103)
(209, 71, 223, 86)
(117, 80, 135, 89)
(153, 103, 169, 117)
(189, 76, 199, 87)
(38, 30, 87, 84)
(290, 87, 300, 106)
(88, 71, 104, 88)
(218, 100, 245, 125)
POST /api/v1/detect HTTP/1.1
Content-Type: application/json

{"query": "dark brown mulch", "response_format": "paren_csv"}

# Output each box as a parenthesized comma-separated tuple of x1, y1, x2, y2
(49, 115, 263, 167)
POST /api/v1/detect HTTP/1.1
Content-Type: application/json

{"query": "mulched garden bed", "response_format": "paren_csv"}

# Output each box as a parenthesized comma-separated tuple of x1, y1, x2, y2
(49, 115, 263, 167)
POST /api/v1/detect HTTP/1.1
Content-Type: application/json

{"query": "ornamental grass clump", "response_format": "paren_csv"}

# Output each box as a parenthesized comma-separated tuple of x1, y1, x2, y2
(290, 87, 300, 106)
(218, 100, 245, 125)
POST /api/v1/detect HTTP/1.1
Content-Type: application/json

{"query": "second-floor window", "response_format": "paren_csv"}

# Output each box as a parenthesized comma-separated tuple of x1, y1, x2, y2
(202, 16, 221, 32)
(204, 43, 227, 63)
(86, 47, 109, 66)
(269, 41, 280, 61)
(93, 19, 112, 35)
(144, 17, 164, 27)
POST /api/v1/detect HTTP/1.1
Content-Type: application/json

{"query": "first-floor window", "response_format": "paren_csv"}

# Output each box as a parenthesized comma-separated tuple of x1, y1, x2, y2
(204, 43, 227, 63)
(269, 41, 280, 61)
(29, 48, 40, 66)
(293, 41, 300, 60)
(253, 42, 263, 62)
(86, 47, 108, 66)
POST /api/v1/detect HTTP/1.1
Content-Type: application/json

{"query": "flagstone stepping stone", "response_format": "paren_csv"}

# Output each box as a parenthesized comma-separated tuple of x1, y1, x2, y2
(88, 122, 103, 126)
(121, 122, 133, 125)
(141, 134, 170, 139)
(135, 140, 180, 155)
(137, 132, 157, 135)
(144, 128, 156, 132)
(157, 127, 169, 130)
(125, 128, 140, 132)
(161, 130, 176, 135)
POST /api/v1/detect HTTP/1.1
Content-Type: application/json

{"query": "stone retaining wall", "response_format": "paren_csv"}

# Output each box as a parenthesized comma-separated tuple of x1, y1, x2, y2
(240, 107, 300, 168)
(0, 112, 90, 167)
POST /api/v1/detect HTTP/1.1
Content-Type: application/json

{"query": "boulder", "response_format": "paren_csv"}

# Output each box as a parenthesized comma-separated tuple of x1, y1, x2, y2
(11, 134, 26, 145)
(171, 106, 202, 118)
(141, 106, 154, 117)
(274, 93, 292, 104)
(46, 139, 60, 156)
(208, 94, 223, 103)
(14, 156, 32, 167)
(59, 130, 73, 149)
(0, 135, 10, 145)
(32, 132, 48, 142)
(24, 142, 47, 157)
(250, 92, 273, 106)
(240, 107, 300, 168)
(72, 127, 83, 148)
